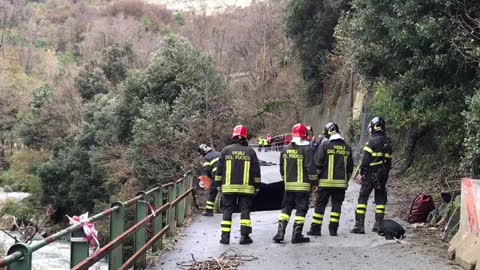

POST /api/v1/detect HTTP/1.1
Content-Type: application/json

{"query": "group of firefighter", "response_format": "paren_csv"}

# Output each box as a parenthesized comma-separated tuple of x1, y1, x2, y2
(197, 116, 393, 245)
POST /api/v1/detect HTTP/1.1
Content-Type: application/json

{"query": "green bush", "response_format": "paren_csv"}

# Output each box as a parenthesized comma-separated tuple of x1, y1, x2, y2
(174, 12, 185, 25)
(368, 82, 404, 132)
(284, 0, 348, 101)
(346, 114, 360, 143)
(0, 198, 36, 221)
(38, 144, 108, 219)
(58, 51, 74, 65)
(462, 89, 480, 175)
(347, 0, 479, 156)
(0, 150, 47, 193)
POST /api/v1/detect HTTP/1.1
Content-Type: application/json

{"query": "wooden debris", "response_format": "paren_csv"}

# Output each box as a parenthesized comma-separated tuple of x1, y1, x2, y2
(177, 248, 258, 270)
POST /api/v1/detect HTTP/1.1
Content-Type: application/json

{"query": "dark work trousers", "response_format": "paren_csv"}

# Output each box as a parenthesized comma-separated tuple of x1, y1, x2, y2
(312, 189, 346, 226)
(221, 194, 254, 235)
(355, 174, 388, 221)
(278, 192, 309, 224)
(205, 182, 218, 213)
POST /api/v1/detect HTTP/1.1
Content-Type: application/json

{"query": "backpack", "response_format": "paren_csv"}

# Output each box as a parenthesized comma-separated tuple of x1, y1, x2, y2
(407, 193, 435, 223)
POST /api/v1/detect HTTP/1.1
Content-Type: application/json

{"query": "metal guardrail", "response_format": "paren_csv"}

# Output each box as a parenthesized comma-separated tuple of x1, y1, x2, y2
(0, 172, 195, 270)
(251, 141, 286, 152)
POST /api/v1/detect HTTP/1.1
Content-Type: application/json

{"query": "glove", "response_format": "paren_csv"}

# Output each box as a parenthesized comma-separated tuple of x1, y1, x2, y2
(355, 174, 365, 185)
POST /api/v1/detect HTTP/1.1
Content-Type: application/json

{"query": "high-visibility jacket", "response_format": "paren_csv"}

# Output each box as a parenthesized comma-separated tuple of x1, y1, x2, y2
(215, 143, 261, 195)
(202, 151, 221, 179)
(315, 135, 354, 189)
(280, 143, 317, 192)
(360, 132, 393, 175)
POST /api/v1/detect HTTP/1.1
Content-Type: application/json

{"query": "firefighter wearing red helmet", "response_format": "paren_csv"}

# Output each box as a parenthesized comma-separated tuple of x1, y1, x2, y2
(215, 125, 261, 245)
(307, 126, 354, 237)
(273, 123, 317, 244)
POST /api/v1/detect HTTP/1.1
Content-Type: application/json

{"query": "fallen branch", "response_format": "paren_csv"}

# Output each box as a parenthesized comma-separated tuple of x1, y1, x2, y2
(177, 248, 258, 270)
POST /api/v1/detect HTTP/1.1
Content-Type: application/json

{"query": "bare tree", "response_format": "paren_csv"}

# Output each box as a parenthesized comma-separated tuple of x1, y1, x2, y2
(449, 0, 480, 62)
(0, 0, 27, 57)
(1, 205, 56, 245)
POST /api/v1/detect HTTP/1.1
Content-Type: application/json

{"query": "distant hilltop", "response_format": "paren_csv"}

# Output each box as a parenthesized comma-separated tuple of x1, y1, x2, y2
(145, 0, 265, 14)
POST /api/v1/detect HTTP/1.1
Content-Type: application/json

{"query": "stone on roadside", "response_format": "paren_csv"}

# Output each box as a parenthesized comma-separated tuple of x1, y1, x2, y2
(411, 223, 425, 229)
(3, 185, 13, 193)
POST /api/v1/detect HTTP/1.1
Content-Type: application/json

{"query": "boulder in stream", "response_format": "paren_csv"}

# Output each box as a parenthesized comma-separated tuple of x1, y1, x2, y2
(3, 185, 13, 193)
(0, 214, 16, 230)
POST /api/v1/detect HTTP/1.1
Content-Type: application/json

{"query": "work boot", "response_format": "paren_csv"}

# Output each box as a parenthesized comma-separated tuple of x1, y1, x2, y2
(307, 223, 322, 236)
(239, 235, 253, 245)
(351, 217, 365, 234)
(273, 220, 288, 243)
(203, 211, 214, 217)
(373, 214, 384, 233)
(220, 233, 230, 244)
(372, 222, 380, 233)
(291, 223, 310, 244)
(329, 223, 339, 236)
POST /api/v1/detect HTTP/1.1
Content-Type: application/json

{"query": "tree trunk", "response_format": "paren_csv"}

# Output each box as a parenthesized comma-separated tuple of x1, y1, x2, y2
(400, 126, 429, 173)
(0, 131, 4, 157)
(10, 132, 13, 155)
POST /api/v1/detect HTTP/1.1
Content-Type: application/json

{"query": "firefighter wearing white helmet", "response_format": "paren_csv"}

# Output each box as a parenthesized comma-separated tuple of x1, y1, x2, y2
(198, 144, 221, 217)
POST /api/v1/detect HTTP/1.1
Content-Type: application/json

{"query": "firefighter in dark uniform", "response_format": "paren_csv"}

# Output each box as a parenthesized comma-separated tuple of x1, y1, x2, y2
(215, 125, 261, 245)
(273, 123, 317, 244)
(198, 144, 221, 217)
(320, 122, 340, 146)
(307, 128, 353, 236)
(351, 117, 393, 234)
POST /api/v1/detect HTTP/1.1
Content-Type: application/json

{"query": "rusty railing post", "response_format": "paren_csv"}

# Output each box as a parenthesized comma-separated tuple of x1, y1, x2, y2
(152, 185, 163, 251)
(70, 228, 89, 268)
(167, 184, 176, 236)
(185, 172, 193, 217)
(6, 244, 31, 270)
(134, 192, 147, 269)
(177, 179, 186, 226)
(109, 202, 125, 269)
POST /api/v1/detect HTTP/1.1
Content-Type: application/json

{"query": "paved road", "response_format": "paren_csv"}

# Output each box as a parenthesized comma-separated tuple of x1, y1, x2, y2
(151, 151, 458, 270)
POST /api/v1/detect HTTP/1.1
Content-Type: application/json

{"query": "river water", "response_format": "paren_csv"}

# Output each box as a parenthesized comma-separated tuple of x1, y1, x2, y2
(0, 190, 107, 269)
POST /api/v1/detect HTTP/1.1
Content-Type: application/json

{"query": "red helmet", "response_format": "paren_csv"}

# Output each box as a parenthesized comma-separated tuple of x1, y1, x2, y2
(231, 125, 248, 139)
(292, 123, 308, 139)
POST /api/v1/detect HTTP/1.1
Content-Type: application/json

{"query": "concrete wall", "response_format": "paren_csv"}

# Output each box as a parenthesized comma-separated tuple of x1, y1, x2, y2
(301, 89, 366, 141)
(448, 178, 480, 270)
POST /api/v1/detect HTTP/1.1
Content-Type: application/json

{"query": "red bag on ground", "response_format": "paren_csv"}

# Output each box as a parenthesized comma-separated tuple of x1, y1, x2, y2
(408, 193, 435, 223)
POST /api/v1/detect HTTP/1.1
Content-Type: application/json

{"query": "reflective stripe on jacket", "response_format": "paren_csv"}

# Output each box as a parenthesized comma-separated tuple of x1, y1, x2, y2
(215, 143, 261, 194)
(203, 151, 221, 179)
(280, 143, 317, 192)
(315, 138, 354, 189)
(360, 133, 393, 175)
